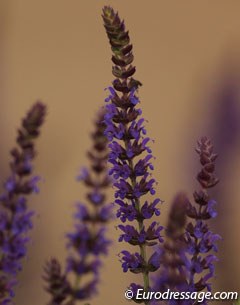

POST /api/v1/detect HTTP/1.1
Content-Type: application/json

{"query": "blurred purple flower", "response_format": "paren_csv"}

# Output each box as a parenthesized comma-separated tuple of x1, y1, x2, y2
(0, 102, 46, 304)
(185, 137, 221, 295)
(44, 108, 113, 305)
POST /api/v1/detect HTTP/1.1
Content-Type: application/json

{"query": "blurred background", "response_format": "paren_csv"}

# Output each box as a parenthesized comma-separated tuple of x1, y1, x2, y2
(0, 1, 240, 304)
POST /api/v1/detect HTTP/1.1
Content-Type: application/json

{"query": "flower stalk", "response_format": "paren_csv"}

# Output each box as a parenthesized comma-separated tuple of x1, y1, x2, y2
(44, 107, 112, 305)
(102, 6, 163, 303)
(185, 137, 220, 295)
(0, 102, 46, 304)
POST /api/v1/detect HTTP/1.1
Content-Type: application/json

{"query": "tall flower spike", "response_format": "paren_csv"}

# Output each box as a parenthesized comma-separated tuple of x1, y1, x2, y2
(44, 107, 112, 305)
(152, 193, 189, 305)
(0, 102, 46, 304)
(185, 137, 220, 298)
(102, 6, 163, 303)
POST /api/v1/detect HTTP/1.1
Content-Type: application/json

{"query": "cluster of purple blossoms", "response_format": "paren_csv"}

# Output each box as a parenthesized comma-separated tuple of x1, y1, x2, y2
(102, 6, 163, 300)
(44, 108, 112, 305)
(0, 102, 46, 304)
(152, 138, 220, 305)
(184, 137, 220, 298)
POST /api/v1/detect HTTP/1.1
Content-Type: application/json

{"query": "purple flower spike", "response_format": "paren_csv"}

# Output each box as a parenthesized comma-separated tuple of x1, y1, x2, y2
(102, 6, 163, 301)
(0, 102, 46, 304)
(185, 137, 220, 294)
(44, 107, 113, 305)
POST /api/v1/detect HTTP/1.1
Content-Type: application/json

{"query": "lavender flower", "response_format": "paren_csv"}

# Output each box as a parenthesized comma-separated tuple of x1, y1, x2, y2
(44, 108, 112, 305)
(185, 137, 220, 296)
(102, 6, 163, 301)
(0, 102, 46, 304)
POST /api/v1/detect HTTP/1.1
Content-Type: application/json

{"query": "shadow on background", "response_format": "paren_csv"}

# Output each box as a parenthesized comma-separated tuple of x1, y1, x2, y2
(212, 63, 240, 295)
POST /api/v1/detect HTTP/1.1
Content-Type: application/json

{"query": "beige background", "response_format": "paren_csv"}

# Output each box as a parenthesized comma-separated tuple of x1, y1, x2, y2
(0, 1, 240, 304)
